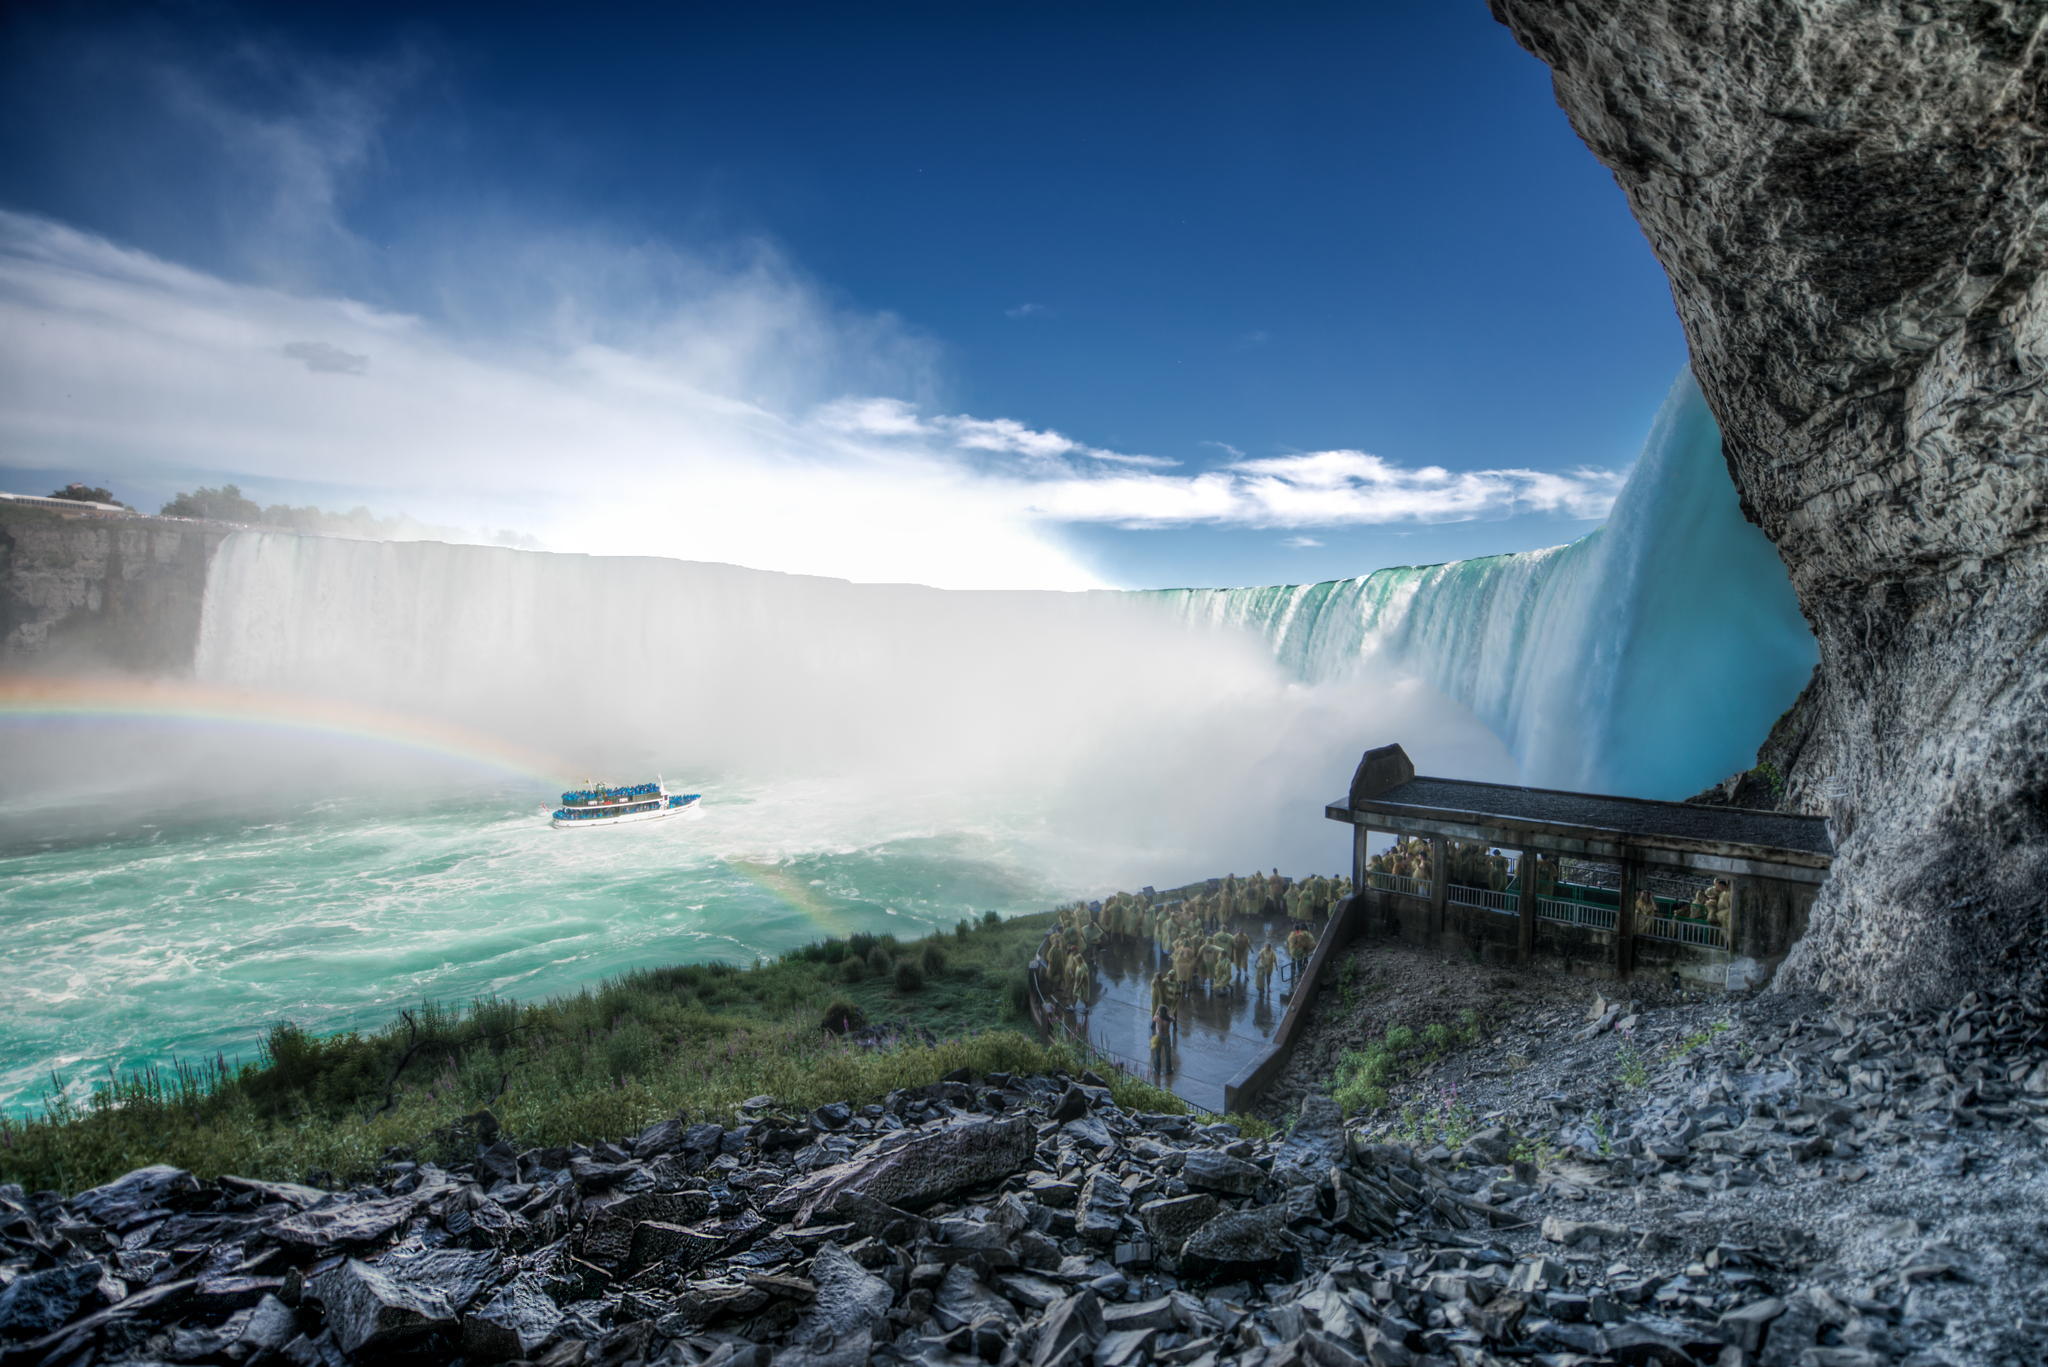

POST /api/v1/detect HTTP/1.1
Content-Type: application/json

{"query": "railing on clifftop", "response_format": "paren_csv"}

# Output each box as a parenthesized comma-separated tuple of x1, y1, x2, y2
(1641, 915, 1730, 951)
(1366, 871, 1430, 900)
(1448, 882, 1518, 915)
(1537, 896, 1617, 931)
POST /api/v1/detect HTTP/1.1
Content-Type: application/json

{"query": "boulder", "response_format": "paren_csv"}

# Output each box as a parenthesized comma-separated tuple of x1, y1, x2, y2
(310, 1258, 459, 1355)
(1180, 1204, 1291, 1273)
(1718, 1296, 1787, 1354)
(271, 1192, 424, 1249)
(1180, 1148, 1265, 1196)
(776, 1118, 1035, 1223)
(216, 1174, 329, 1209)
(628, 1220, 726, 1272)
(236, 1294, 299, 1353)
(462, 1276, 563, 1362)
(68, 1165, 200, 1222)
(1139, 1192, 1219, 1256)
(790, 1244, 892, 1352)
(1074, 1172, 1130, 1244)
(934, 1263, 1019, 1330)
(0, 1261, 108, 1340)
(1270, 1095, 1347, 1180)
(1541, 1216, 1631, 1248)
(1030, 1288, 1105, 1367)
(377, 1246, 499, 1311)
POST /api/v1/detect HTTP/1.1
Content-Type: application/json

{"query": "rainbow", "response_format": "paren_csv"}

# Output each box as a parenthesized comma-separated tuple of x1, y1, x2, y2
(0, 673, 581, 785)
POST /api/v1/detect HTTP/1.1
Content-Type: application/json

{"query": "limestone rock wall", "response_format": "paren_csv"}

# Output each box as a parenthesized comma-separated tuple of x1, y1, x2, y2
(0, 511, 226, 674)
(1490, 0, 2048, 1004)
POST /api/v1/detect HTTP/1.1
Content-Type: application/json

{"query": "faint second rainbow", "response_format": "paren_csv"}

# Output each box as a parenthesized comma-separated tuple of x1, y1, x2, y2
(0, 673, 581, 786)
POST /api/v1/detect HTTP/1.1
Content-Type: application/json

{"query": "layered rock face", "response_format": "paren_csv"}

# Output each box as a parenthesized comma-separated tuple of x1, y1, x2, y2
(0, 512, 225, 673)
(1490, 1, 2048, 1005)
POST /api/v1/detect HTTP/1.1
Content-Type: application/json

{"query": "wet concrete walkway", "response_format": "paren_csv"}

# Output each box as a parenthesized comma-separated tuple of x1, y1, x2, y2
(1055, 915, 1310, 1115)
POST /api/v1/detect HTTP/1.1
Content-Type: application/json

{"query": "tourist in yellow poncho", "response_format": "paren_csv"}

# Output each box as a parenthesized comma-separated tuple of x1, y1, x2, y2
(1285, 926, 1317, 982)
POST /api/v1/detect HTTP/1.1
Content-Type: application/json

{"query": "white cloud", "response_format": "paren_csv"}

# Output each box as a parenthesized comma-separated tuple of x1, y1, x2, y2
(0, 212, 1624, 589)
(816, 397, 1179, 469)
(1000, 452, 1622, 530)
(1004, 302, 1046, 318)
(1283, 535, 1322, 548)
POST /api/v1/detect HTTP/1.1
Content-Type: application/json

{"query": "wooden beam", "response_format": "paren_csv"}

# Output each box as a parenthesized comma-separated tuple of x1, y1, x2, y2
(1429, 835, 1449, 939)
(1616, 852, 1640, 978)
(1516, 849, 1535, 962)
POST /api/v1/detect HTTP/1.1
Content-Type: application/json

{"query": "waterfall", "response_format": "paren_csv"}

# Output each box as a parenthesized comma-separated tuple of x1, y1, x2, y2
(194, 373, 1814, 809)
(1151, 375, 1818, 799)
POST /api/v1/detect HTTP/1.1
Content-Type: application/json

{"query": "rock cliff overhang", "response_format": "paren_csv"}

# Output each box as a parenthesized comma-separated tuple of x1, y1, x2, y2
(1489, 0, 2048, 1005)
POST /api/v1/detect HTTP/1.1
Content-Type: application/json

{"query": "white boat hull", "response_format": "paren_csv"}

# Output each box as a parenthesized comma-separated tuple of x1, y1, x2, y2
(550, 794, 701, 829)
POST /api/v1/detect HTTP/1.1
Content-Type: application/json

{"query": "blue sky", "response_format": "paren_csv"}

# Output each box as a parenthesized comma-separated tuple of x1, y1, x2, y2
(0, 1, 1686, 589)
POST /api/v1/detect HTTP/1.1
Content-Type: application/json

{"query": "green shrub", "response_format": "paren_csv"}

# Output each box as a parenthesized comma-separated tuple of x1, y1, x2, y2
(603, 1021, 657, 1082)
(1328, 1011, 1486, 1119)
(839, 956, 866, 983)
(865, 946, 892, 977)
(920, 943, 947, 975)
(1005, 968, 1034, 1021)
(893, 961, 925, 993)
(982, 910, 1001, 928)
(820, 1002, 866, 1034)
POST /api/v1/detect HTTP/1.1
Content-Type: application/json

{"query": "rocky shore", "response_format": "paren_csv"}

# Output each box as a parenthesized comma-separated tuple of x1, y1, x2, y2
(3, 975, 2042, 1367)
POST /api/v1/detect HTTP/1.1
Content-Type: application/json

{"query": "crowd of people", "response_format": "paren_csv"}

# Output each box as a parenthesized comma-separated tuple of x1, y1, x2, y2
(1369, 837, 1731, 933)
(1030, 871, 1351, 1079)
(560, 781, 660, 805)
(1635, 875, 1733, 929)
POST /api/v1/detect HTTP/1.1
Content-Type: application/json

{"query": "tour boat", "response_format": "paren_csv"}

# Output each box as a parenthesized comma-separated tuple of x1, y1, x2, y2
(550, 779, 701, 829)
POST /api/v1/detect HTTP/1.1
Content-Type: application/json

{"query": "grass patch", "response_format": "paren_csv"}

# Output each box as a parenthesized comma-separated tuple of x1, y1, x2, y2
(1328, 1008, 1481, 1116)
(0, 911, 1070, 1192)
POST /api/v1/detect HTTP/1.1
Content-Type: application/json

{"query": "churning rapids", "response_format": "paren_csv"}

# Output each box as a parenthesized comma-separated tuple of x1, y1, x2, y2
(0, 375, 1814, 1115)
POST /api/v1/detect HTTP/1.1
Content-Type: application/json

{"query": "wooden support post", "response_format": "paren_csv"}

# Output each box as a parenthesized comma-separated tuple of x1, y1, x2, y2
(1354, 825, 1369, 899)
(1616, 852, 1640, 978)
(1429, 835, 1449, 940)
(1516, 849, 1535, 962)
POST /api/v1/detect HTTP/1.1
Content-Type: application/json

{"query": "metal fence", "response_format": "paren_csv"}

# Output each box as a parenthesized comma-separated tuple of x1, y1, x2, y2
(1366, 871, 1431, 900)
(1641, 915, 1730, 951)
(1536, 896, 1617, 931)
(1448, 883, 1518, 915)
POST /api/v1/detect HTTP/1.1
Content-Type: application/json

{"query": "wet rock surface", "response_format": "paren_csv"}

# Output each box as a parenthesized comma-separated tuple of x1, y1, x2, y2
(3, 985, 2042, 1366)
(1488, 0, 2048, 1006)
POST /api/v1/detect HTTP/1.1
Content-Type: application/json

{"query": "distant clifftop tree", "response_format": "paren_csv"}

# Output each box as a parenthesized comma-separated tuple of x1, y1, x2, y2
(48, 483, 120, 505)
(161, 484, 263, 523)
(154, 483, 542, 547)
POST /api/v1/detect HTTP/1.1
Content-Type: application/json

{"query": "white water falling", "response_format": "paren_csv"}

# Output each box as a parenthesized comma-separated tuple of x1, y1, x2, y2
(190, 531, 1517, 883)
(1151, 375, 1818, 799)
(193, 373, 1813, 815)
